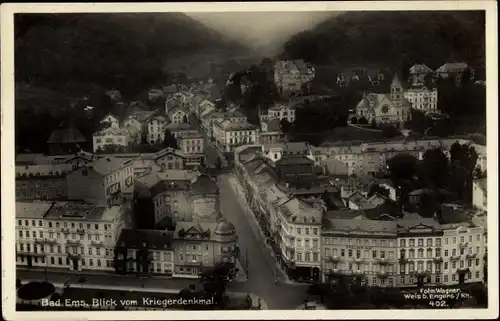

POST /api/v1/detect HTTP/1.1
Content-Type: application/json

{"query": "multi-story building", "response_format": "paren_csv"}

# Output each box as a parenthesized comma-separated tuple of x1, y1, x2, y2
(178, 133, 205, 167)
(147, 116, 168, 145)
(173, 219, 238, 277)
(134, 170, 198, 224)
(16, 202, 131, 272)
(403, 85, 438, 113)
(100, 114, 120, 129)
(436, 62, 475, 84)
(408, 64, 435, 86)
(15, 164, 74, 201)
(213, 119, 258, 153)
(441, 222, 485, 285)
(355, 74, 412, 129)
(267, 104, 296, 123)
(261, 141, 314, 164)
(46, 125, 87, 156)
(321, 215, 398, 287)
(167, 106, 189, 124)
(259, 119, 285, 145)
(165, 123, 198, 139)
(397, 214, 443, 287)
(114, 229, 174, 276)
(66, 156, 135, 205)
(92, 126, 130, 152)
(201, 109, 247, 138)
(153, 147, 187, 170)
(472, 178, 487, 212)
(274, 60, 315, 97)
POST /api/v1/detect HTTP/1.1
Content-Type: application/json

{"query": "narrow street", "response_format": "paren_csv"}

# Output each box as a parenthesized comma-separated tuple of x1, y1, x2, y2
(218, 174, 309, 309)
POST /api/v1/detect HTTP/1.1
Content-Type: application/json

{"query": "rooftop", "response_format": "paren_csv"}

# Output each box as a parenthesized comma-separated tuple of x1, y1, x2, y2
(47, 126, 86, 144)
(166, 122, 194, 131)
(117, 229, 174, 251)
(93, 126, 129, 136)
(44, 203, 123, 221)
(190, 174, 219, 195)
(16, 202, 54, 219)
(16, 164, 75, 178)
(89, 156, 132, 176)
(216, 119, 256, 131)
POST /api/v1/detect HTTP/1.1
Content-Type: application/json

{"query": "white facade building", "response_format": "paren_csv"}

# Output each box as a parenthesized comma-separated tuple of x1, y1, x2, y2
(100, 114, 120, 129)
(403, 86, 438, 113)
(472, 179, 487, 212)
(147, 116, 168, 145)
(213, 119, 259, 153)
(267, 104, 296, 123)
(16, 202, 130, 272)
(92, 127, 130, 152)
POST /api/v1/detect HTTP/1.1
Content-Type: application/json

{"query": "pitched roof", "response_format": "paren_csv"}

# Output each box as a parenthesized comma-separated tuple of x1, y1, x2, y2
(409, 64, 434, 74)
(16, 164, 75, 177)
(436, 62, 470, 73)
(16, 202, 54, 219)
(91, 156, 129, 176)
(190, 174, 219, 195)
(323, 217, 397, 234)
(47, 126, 86, 144)
(276, 155, 314, 166)
(166, 122, 194, 131)
(117, 229, 174, 250)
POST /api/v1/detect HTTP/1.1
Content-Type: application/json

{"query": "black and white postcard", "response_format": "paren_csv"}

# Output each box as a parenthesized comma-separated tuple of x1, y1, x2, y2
(1, 1, 498, 320)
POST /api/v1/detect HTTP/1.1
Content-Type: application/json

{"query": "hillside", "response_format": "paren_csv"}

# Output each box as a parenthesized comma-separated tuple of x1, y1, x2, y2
(279, 11, 485, 70)
(15, 13, 248, 95)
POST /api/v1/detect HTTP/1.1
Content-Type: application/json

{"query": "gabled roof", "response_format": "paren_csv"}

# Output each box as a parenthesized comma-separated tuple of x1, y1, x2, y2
(90, 156, 129, 176)
(47, 126, 87, 144)
(117, 229, 174, 251)
(190, 174, 219, 195)
(409, 64, 434, 74)
(436, 62, 470, 73)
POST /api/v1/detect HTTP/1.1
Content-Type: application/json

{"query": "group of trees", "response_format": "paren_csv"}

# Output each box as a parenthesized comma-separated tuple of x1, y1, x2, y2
(177, 263, 242, 310)
(387, 141, 480, 213)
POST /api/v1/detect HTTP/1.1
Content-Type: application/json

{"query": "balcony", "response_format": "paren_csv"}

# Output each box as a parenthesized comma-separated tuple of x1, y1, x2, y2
(16, 250, 46, 257)
(34, 238, 58, 245)
(77, 229, 85, 235)
(325, 268, 342, 276)
(61, 228, 70, 234)
(91, 240, 104, 247)
(412, 270, 429, 277)
(67, 253, 81, 259)
(353, 270, 364, 276)
(352, 257, 364, 264)
(466, 253, 477, 259)
(377, 271, 389, 278)
(450, 255, 460, 261)
(66, 239, 81, 246)
(458, 242, 468, 248)
(377, 258, 390, 265)
(457, 267, 470, 274)
(433, 257, 443, 263)
(183, 260, 202, 267)
(398, 257, 409, 264)
(328, 256, 340, 263)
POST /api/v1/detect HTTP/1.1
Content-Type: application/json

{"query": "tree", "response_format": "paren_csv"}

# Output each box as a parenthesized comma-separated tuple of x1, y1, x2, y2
(163, 129, 179, 149)
(358, 116, 368, 125)
(279, 118, 292, 134)
(418, 192, 439, 218)
(450, 142, 479, 174)
(420, 148, 450, 188)
(388, 153, 419, 182)
(381, 124, 399, 138)
(448, 164, 470, 200)
(182, 115, 188, 123)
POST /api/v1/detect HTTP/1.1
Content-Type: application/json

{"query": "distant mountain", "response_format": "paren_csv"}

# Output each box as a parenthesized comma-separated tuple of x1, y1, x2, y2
(279, 11, 485, 69)
(15, 13, 248, 91)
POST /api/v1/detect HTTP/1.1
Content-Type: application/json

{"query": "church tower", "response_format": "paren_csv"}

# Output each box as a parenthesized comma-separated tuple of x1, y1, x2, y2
(390, 74, 403, 107)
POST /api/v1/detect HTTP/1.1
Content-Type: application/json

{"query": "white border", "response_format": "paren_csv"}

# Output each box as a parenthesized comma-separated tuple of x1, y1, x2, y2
(1, 2, 498, 320)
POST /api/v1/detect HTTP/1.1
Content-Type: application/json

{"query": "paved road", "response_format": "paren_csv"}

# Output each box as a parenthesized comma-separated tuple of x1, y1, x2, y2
(218, 174, 309, 309)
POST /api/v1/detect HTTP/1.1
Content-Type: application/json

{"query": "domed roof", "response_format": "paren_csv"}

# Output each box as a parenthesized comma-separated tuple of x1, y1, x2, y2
(214, 218, 236, 235)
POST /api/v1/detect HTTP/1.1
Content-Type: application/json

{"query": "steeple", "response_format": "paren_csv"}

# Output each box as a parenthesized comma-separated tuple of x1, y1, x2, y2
(390, 73, 403, 104)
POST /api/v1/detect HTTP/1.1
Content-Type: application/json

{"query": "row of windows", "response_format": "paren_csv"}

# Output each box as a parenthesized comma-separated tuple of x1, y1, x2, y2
(323, 237, 394, 247)
(105, 167, 133, 185)
(18, 255, 114, 268)
(296, 239, 319, 248)
(295, 252, 319, 262)
(95, 137, 125, 144)
(18, 243, 114, 256)
(294, 227, 319, 236)
(18, 231, 113, 244)
(326, 248, 396, 260)
(327, 262, 396, 273)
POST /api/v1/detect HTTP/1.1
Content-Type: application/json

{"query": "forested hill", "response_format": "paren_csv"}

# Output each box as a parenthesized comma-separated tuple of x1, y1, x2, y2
(15, 13, 248, 90)
(279, 11, 485, 69)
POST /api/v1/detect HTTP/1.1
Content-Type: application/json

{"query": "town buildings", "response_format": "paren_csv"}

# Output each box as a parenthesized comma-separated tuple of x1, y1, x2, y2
(355, 74, 412, 128)
(114, 229, 174, 276)
(274, 60, 315, 97)
(472, 178, 487, 212)
(403, 85, 439, 113)
(165, 123, 198, 139)
(259, 119, 285, 145)
(266, 104, 296, 123)
(167, 106, 189, 124)
(92, 126, 130, 152)
(147, 116, 168, 145)
(436, 62, 475, 84)
(16, 202, 131, 272)
(408, 64, 435, 86)
(213, 119, 259, 153)
(178, 133, 205, 167)
(100, 114, 120, 129)
(261, 142, 314, 164)
(46, 126, 87, 156)
(173, 219, 238, 277)
(15, 164, 74, 201)
(66, 156, 135, 205)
